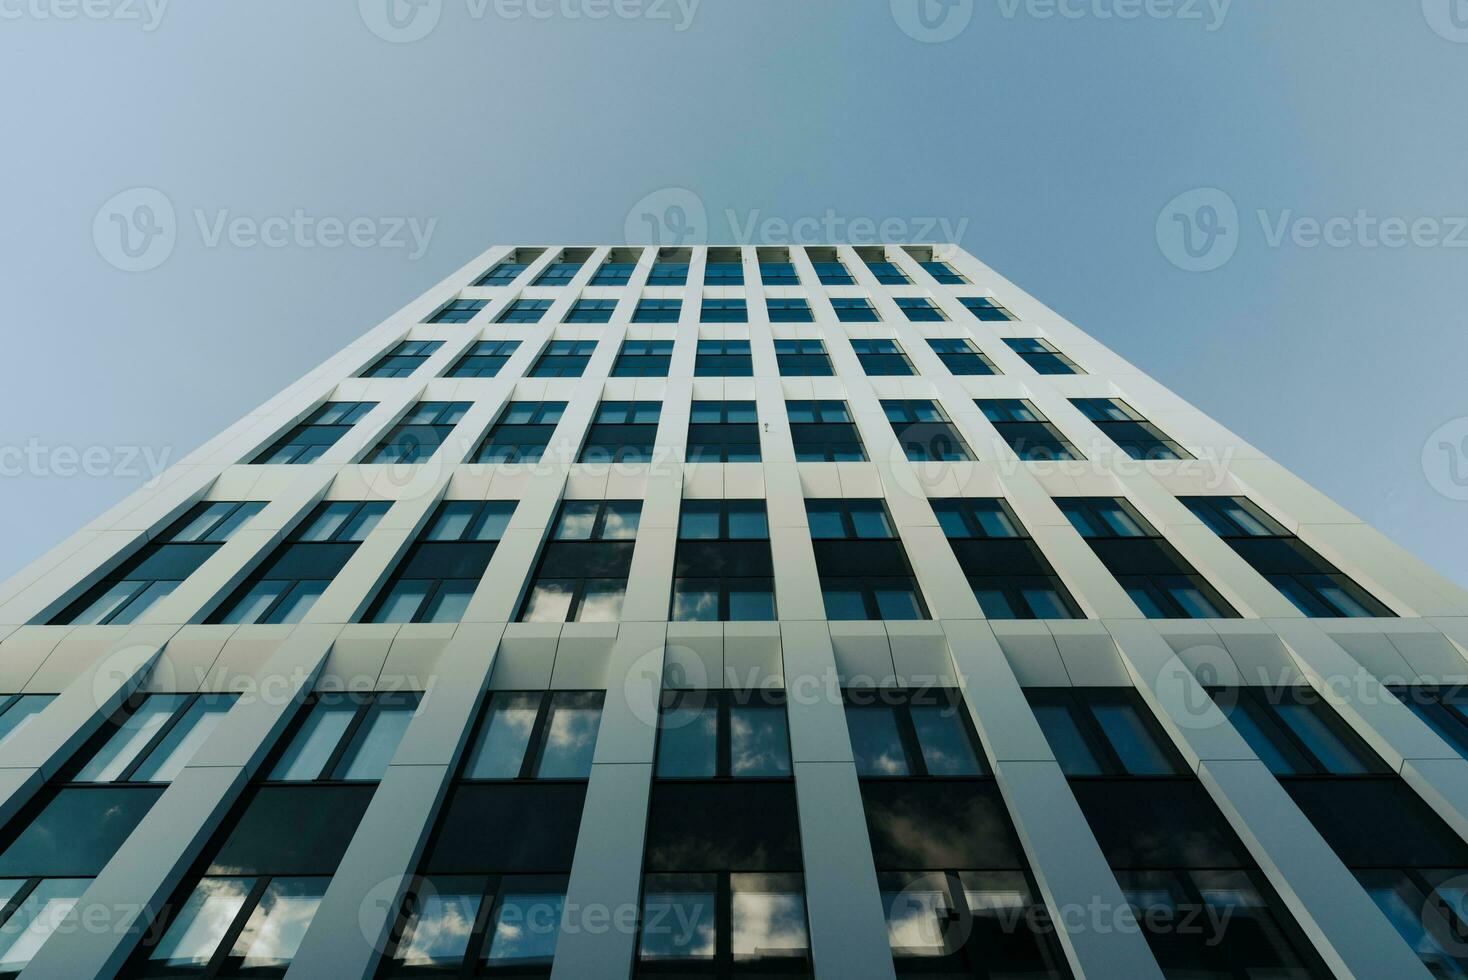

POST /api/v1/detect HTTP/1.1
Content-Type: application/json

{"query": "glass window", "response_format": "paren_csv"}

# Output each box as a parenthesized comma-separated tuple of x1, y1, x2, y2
(462, 692, 603, 780)
(701, 299, 748, 323)
(1215, 688, 1381, 776)
(846, 703, 911, 777)
(1091, 701, 1178, 776)
(74, 694, 193, 782)
(576, 581, 626, 622)
(766, 298, 813, 322)
(534, 692, 602, 778)
(730, 873, 809, 961)
(428, 299, 485, 324)
(655, 691, 790, 780)
(1119, 868, 1322, 979)
(483, 886, 564, 966)
(0, 878, 89, 974)
(1030, 704, 1104, 776)
(129, 695, 236, 783)
(832, 297, 880, 322)
(564, 299, 616, 323)
(334, 694, 421, 780)
(656, 697, 719, 779)
(226, 877, 326, 970)
(392, 880, 483, 968)
(881, 871, 949, 957)
(846, 691, 985, 778)
(463, 692, 541, 779)
(896, 297, 948, 321)
(1028, 690, 1181, 777)
(632, 299, 681, 323)
(1359, 869, 1468, 979)
(679, 503, 722, 540)
(640, 875, 717, 960)
(730, 702, 790, 777)
(909, 703, 984, 776)
(268, 698, 359, 781)
(146, 877, 254, 969)
(962, 296, 1018, 321)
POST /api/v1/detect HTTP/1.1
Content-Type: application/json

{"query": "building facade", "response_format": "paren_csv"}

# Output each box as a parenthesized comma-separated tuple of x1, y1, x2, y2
(1, 243, 1467, 979)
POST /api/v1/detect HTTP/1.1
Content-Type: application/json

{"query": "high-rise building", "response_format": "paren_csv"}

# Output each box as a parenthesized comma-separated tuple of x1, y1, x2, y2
(1, 243, 1466, 980)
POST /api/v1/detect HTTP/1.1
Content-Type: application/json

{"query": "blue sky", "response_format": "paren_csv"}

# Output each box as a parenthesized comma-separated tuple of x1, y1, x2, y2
(1, 0, 1466, 587)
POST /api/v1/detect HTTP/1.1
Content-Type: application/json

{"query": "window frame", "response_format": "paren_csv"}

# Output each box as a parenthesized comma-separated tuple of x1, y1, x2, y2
(427, 299, 486, 324)
(1004, 337, 1083, 374)
(895, 297, 949, 322)
(577, 401, 662, 463)
(1071, 398, 1193, 461)
(636, 870, 813, 974)
(632, 298, 682, 323)
(611, 339, 674, 378)
(961, 296, 1017, 322)
(362, 401, 472, 464)
(786, 400, 866, 461)
(563, 299, 618, 324)
(831, 297, 882, 323)
(850, 338, 916, 376)
(693, 339, 753, 378)
(460, 690, 607, 782)
(881, 399, 976, 462)
(473, 400, 565, 463)
(382, 871, 572, 974)
(251, 401, 377, 465)
(495, 299, 554, 324)
(56, 692, 240, 786)
(260, 691, 424, 784)
(1209, 687, 1389, 777)
(653, 689, 792, 781)
(700, 299, 749, 324)
(359, 340, 444, 379)
(685, 400, 761, 463)
(527, 340, 597, 378)
(843, 687, 988, 779)
(1026, 688, 1186, 778)
(208, 501, 391, 626)
(774, 339, 834, 377)
(927, 337, 999, 376)
(444, 340, 521, 379)
(977, 399, 1084, 461)
(765, 298, 813, 323)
